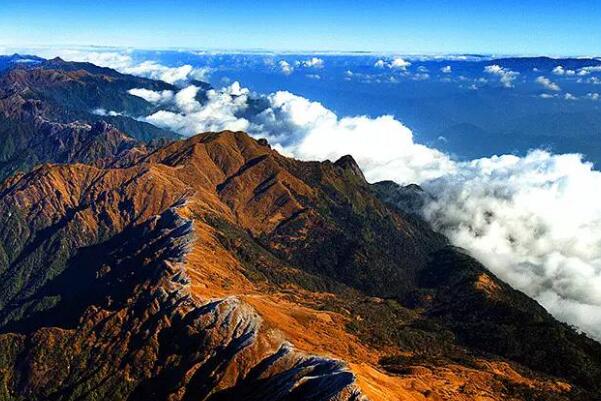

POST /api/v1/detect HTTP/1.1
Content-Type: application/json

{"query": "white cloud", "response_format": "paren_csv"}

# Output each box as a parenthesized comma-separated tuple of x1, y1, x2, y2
(564, 93, 577, 100)
(484, 65, 520, 88)
(535, 76, 561, 91)
(421, 151, 601, 340)
(296, 57, 325, 69)
(252, 91, 454, 184)
(137, 83, 453, 183)
(441, 65, 452, 73)
(390, 57, 411, 69)
(552, 66, 576, 76)
(122, 61, 210, 85)
(128, 88, 174, 104)
(142, 82, 250, 136)
(278, 60, 294, 75)
(374, 57, 411, 70)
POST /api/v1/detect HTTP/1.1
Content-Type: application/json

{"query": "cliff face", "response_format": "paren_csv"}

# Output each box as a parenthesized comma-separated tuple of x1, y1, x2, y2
(0, 130, 600, 401)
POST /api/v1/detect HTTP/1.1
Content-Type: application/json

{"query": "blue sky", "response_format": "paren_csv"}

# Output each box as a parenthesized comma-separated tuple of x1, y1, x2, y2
(1, 0, 600, 55)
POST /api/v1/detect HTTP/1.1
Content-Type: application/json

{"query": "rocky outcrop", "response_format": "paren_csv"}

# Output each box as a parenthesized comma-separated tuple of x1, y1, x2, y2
(334, 155, 366, 182)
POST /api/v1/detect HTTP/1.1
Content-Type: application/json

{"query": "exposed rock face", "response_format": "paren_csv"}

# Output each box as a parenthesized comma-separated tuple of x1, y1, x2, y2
(334, 155, 366, 182)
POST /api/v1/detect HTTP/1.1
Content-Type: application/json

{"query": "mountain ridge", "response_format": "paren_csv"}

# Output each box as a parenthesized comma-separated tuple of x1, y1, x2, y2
(0, 57, 186, 180)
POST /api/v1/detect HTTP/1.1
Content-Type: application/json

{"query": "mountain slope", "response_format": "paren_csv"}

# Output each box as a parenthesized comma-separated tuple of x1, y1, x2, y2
(0, 54, 45, 72)
(0, 58, 184, 180)
(0, 154, 363, 401)
(0, 130, 600, 400)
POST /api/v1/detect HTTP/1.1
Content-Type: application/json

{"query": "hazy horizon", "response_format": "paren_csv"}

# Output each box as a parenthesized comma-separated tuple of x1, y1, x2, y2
(3, 45, 601, 60)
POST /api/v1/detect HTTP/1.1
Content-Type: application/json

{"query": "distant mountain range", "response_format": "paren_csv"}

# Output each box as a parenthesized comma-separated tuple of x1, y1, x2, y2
(0, 57, 600, 401)
(0, 55, 182, 180)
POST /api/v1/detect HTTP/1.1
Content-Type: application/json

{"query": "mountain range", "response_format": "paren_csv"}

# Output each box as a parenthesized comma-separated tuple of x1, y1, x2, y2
(0, 56, 600, 401)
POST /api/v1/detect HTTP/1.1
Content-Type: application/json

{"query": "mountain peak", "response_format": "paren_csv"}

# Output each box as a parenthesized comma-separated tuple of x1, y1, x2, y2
(334, 154, 366, 181)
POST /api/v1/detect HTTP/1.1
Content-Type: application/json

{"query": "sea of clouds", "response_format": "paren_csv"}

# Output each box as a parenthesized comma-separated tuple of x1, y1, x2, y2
(29, 48, 601, 340)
